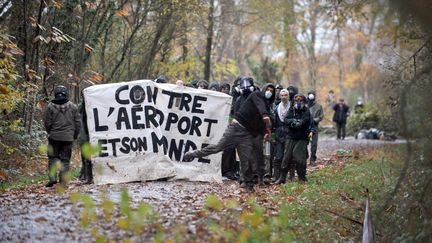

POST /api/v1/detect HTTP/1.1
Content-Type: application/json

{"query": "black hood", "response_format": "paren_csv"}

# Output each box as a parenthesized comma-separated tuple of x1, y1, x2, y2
(307, 90, 316, 96)
(209, 82, 221, 91)
(261, 83, 276, 104)
(307, 89, 316, 105)
(287, 85, 299, 101)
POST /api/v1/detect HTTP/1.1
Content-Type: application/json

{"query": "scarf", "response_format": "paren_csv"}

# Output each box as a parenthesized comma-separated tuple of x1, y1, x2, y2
(277, 101, 290, 121)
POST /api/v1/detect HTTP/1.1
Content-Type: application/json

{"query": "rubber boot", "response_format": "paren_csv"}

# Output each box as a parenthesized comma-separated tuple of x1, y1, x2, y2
(275, 169, 287, 184)
(84, 160, 93, 184)
(79, 154, 86, 181)
(297, 164, 308, 182)
(272, 159, 281, 183)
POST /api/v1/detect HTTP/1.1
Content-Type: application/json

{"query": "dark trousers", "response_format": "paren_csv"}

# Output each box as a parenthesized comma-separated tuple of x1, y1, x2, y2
(221, 147, 237, 176)
(189, 122, 258, 185)
(254, 135, 265, 180)
(336, 122, 346, 139)
(47, 138, 73, 183)
(309, 132, 318, 162)
(273, 140, 285, 178)
(281, 139, 309, 181)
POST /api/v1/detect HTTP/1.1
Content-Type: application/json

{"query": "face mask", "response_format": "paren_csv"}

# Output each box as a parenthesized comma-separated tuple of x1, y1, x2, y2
(308, 94, 315, 100)
(295, 101, 303, 109)
(265, 91, 273, 99)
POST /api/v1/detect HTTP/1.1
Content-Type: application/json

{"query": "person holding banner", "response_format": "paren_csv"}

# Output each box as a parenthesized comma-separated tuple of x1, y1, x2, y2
(183, 77, 275, 192)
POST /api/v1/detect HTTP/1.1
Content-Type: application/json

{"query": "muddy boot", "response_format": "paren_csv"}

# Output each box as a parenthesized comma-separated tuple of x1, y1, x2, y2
(262, 174, 271, 185)
(272, 160, 281, 183)
(275, 169, 287, 184)
(297, 165, 307, 182)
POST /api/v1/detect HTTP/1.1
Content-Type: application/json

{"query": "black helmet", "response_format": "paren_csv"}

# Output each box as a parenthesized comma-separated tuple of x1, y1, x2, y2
(238, 76, 255, 94)
(53, 85, 68, 101)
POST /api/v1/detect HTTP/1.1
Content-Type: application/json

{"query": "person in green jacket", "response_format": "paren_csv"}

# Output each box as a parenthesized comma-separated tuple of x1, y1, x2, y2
(43, 85, 80, 187)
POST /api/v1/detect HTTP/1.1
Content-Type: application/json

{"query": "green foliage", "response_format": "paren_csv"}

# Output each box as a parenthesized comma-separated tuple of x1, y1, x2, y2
(195, 148, 403, 242)
(204, 194, 223, 211)
(0, 30, 25, 138)
(347, 104, 393, 135)
(81, 142, 102, 160)
(249, 58, 281, 86)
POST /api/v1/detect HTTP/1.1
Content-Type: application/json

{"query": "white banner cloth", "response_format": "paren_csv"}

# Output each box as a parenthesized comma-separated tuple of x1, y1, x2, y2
(83, 80, 232, 185)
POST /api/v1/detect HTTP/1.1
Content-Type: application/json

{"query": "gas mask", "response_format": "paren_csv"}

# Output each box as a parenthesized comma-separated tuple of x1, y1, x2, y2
(308, 93, 315, 101)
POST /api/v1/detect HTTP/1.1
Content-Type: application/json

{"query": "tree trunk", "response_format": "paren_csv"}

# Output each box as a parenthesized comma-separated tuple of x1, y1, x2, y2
(139, 11, 172, 79)
(204, 0, 215, 81)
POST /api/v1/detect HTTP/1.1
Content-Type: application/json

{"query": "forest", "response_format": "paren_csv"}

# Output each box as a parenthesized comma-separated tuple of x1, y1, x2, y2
(0, 0, 431, 242)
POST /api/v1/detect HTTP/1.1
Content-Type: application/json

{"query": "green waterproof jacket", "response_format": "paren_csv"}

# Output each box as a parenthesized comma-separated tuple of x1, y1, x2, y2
(44, 100, 81, 142)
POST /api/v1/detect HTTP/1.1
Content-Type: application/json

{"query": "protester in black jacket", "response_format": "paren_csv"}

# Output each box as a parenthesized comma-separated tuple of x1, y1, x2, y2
(78, 96, 93, 184)
(183, 77, 275, 192)
(333, 98, 350, 139)
(275, 94, 311, 183)
(222, 76, 254, 181)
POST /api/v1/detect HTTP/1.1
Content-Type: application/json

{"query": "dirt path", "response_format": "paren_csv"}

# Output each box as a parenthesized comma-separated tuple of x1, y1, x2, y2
(0, 138, 404, 242)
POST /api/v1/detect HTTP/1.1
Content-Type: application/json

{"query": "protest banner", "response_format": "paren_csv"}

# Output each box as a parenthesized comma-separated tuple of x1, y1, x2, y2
(83, 80, 232, 185)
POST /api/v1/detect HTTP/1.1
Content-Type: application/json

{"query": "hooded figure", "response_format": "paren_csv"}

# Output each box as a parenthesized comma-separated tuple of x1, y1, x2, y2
(188, 80, 199, 88)
(287, 85, 299, 104)
(44, 85, 81, 187)
(276, 93, 311, 183)
(196, 80, 209, 89)
(272, 88, 290, 182)
(307, 90, 324, 166)
(209, 82, 221, 91)
(259, 83, 277, 184)
(220, 82, 231, 95)
(183, 77, 275, 192)
(273, 84, 284, 107)
(154, 75, 167, 83)
(355, 97, 364, 113)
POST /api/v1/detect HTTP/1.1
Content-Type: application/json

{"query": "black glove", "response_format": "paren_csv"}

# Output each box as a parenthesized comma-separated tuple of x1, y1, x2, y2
(285, 118, 296, 126)
(291, 119, 301, 128)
